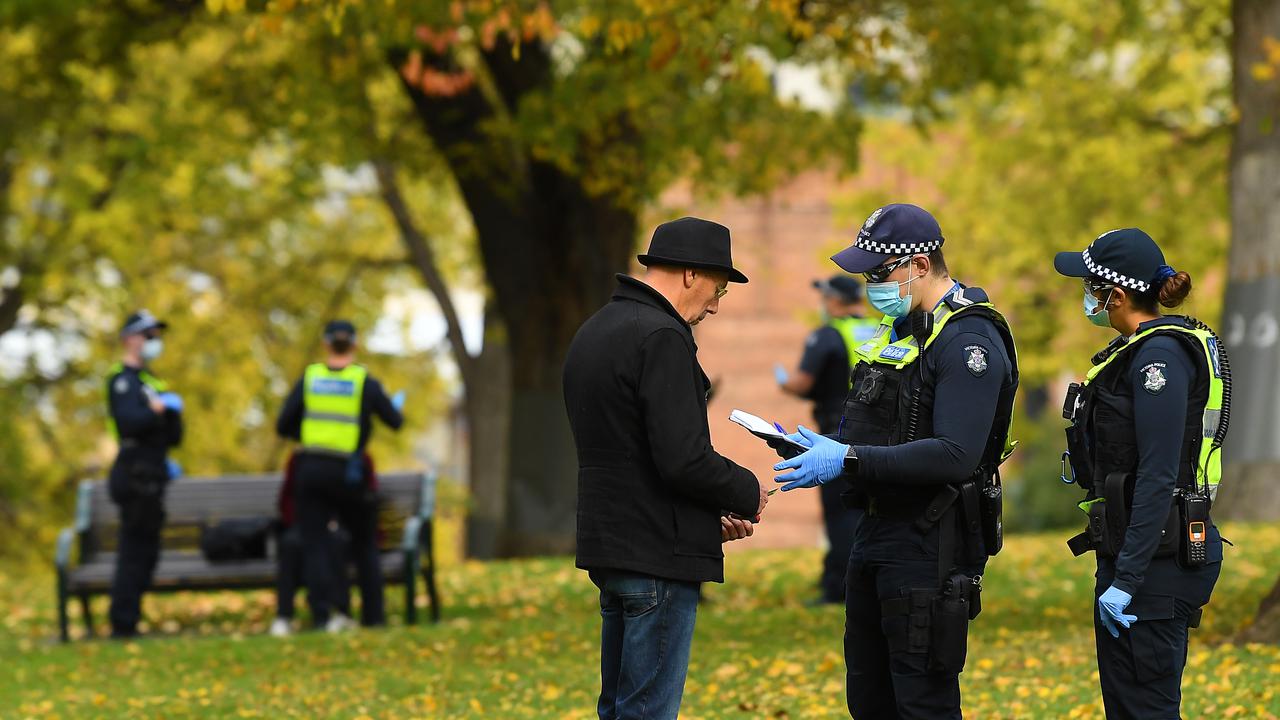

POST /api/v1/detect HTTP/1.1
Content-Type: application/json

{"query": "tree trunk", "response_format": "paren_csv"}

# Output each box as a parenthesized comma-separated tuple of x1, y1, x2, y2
(1225, 0, 1280, 644)
(463, 306, 512, 559)
(393, 40, 637, 555)
(1218, 0, 1280, 523)
(465, 174, 635, 556)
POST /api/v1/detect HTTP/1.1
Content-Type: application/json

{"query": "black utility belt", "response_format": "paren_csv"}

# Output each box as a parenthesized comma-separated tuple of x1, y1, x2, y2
(854, 473, 1005, 565)
(863, 495, 933, 521)
(1067, 472, 1211, 568)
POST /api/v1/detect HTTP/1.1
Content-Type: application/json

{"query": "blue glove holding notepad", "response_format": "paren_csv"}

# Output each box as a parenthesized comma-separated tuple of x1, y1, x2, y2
(773, 426, 849, 491)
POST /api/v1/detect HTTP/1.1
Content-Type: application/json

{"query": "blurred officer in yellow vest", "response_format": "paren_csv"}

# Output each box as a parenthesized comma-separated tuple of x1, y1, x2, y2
(275, 320, 404, 632)
(775, 275, 879, 605)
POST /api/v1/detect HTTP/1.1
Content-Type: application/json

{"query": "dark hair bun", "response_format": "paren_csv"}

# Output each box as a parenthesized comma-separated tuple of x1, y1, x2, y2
(1158, 271, 1192, 308)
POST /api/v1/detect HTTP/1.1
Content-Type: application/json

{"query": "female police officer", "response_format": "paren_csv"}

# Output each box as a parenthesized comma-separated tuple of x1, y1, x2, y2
(1054, 228, 1227, 719)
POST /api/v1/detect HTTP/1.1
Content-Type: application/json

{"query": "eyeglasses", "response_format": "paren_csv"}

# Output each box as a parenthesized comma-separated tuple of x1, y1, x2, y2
(714, 285, 729, 300)
(863, 255, 916, 284)
(1083, 278, 1114, 296)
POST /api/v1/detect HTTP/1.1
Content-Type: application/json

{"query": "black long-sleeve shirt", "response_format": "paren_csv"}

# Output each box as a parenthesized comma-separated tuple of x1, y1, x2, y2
(275, 367, 404, 449)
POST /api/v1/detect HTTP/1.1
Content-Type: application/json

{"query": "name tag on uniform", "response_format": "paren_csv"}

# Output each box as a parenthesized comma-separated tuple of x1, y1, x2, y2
(879, 345, 910, 361)
(310, 378, 356, 396)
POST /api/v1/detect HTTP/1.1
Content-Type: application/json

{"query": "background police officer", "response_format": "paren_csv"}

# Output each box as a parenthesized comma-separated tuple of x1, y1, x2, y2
(1055, 229, 1225, 718)
(106, 310, 184, 639)
(773, 204, 1019, 719)
(275, 320, 404, 632)
(775, 274, 879, 605)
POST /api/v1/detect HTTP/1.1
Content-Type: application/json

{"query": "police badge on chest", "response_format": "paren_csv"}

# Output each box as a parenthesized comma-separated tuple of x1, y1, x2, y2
(964, 344, 988, 377)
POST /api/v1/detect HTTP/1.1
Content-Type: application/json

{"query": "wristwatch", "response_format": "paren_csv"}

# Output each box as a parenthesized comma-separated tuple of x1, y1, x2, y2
(843, 446, 860, 475)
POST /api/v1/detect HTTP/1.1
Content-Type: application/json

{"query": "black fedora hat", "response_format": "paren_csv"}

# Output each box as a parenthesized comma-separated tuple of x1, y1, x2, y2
(637, 217, 749, 284)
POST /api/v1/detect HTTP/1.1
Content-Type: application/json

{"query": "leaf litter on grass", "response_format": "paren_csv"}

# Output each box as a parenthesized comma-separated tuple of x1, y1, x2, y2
(2, 524, 1279, 718)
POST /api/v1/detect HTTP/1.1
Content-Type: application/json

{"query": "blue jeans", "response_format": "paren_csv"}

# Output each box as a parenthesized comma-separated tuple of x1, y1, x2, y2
(590, 569, 701, 720)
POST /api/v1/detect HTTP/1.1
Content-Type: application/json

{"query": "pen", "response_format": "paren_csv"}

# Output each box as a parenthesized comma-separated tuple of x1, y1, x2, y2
(773, 421, 786, 434)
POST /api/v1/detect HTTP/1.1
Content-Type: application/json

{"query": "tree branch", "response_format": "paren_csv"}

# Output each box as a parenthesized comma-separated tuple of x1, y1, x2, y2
(0, 283, 22, 338)
(372, 158, 476, 390)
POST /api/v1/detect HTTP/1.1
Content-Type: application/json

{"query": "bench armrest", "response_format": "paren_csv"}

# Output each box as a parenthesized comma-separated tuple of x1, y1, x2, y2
(55, 527, 76, 570)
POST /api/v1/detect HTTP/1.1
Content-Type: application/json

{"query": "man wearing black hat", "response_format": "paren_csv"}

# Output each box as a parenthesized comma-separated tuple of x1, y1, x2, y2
(564, 217, 768, 720)
(106, 310, 184, 638)
(771, 204, 1020, 718)
(275, 320, 405, 632)
(775, 274, 879, 605)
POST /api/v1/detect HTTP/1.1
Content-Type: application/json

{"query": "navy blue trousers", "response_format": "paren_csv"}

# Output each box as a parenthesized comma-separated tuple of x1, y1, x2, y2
(844, 515, 984, 719)
(1094, 551, 1220, 719)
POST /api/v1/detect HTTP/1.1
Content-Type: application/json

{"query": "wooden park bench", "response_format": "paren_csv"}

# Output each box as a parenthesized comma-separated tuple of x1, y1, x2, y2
(54, 471, 441, 641)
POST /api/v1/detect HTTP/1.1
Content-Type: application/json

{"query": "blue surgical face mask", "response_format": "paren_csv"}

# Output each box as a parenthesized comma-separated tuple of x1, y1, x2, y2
(1083, 288, 1113, 328)
(867, 274, 918, 318)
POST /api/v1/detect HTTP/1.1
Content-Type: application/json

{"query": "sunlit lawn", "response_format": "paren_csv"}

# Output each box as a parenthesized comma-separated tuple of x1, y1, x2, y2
(4, 524, 1279, 719)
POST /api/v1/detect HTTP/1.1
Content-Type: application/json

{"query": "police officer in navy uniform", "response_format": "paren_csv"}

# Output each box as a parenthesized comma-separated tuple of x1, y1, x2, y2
(106, 310, 184, 639)
(275, 320, 404, 632)
(1054, 229, 1226, 719)
(772, 204, 1019, 719)
(775, 274, 880, 605)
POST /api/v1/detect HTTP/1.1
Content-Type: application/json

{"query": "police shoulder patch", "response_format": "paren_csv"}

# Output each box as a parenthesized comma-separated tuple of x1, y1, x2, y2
(964, 344, 989, 376)
(114, 376, 130, 394)
(1141, 362, 1167, 394)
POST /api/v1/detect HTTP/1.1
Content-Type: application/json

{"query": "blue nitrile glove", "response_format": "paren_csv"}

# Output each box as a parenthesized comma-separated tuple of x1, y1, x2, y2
(159, 392, 184, 413)
(1097, 585, 1137, 638)
(785, 429, 815, 449)
(773, 426, 849, 491)
(773, 364, 789, 386)
(166, 459, 183, 480)
(391, 390, 406, 412)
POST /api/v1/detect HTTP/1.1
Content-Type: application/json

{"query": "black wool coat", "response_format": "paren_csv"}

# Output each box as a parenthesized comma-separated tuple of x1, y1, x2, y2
(563, 275, 760, 583)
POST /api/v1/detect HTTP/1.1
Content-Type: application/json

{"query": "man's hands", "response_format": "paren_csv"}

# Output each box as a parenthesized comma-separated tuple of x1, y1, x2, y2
(721, 515, 754, 543)
(757, 479, 771, 516)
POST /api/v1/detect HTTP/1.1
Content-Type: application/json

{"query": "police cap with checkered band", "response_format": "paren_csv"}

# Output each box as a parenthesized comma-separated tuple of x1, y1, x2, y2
(831, 203, 946, 274)
(1053, 228, 1166, 292)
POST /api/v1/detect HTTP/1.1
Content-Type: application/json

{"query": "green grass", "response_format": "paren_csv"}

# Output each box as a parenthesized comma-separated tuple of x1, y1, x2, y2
(4, 525, 1280, 719)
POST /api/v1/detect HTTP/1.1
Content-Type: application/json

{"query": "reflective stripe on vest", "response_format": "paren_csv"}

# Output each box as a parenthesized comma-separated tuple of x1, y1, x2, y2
(105, 362, 169, 440)
(1082, 323, 1226, 497)
(851, 295, 1019, 463)
(300, 363, 367, 455)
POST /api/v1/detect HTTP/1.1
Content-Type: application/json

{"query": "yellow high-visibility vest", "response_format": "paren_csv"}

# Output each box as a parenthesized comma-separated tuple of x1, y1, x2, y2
(300, 363, 367, 455)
